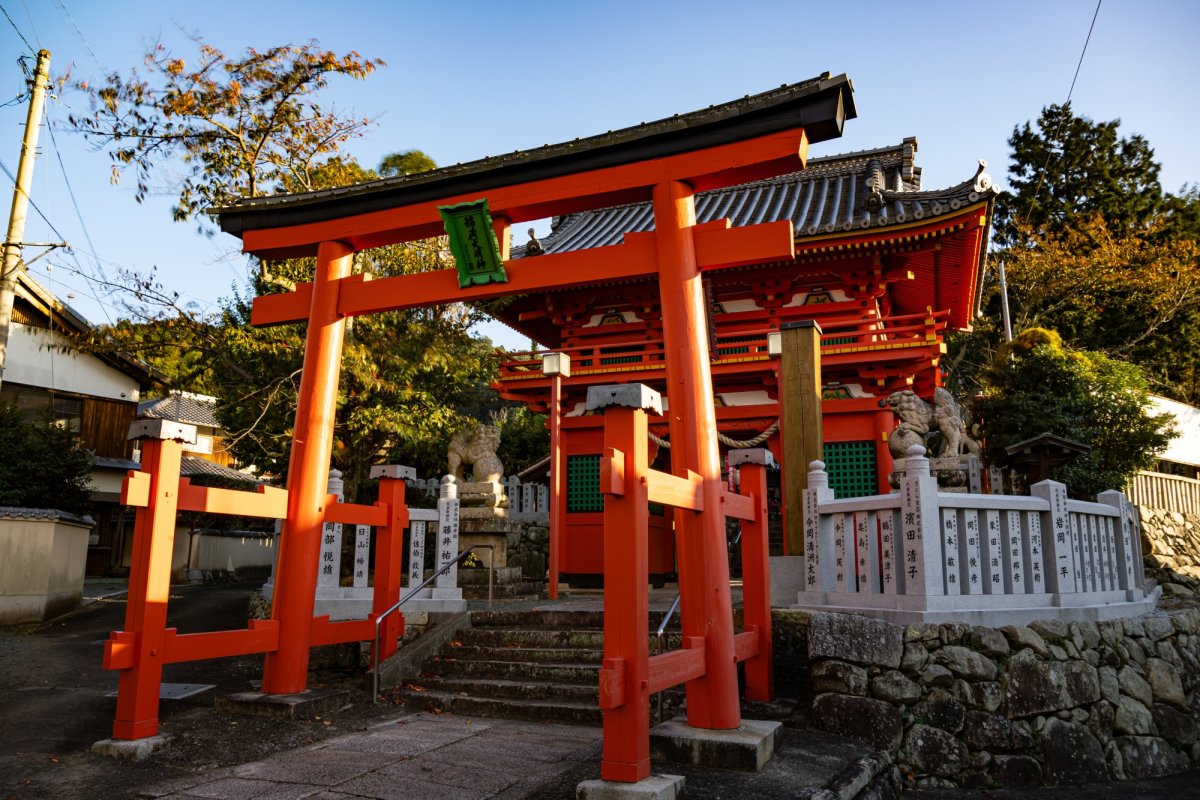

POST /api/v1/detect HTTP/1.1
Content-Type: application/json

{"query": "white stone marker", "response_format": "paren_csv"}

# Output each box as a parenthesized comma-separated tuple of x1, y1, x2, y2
(318, 470, 344, 588)
(435, 475, 461, 589)
(352, 524, 371, 589)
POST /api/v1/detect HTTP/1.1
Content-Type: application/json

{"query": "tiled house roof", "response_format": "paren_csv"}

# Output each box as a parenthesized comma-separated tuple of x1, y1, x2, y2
(137, 392, 221, 428)
(514, 138, 996, 256)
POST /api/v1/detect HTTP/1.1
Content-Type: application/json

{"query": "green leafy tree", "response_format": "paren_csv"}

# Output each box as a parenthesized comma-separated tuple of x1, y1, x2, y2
(0, 403, 93, 515)
(970, 329, 1175, 498)
(68, 36, 383, 226)
(378, 150, 437, 177)
(995, 103, 1163, 246)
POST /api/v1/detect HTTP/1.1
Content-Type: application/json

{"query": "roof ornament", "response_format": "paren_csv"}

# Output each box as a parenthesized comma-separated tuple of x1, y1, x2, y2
(864, 159, 886, 211)
(525, 228, 545, 257)
(973, 159, 993, 193)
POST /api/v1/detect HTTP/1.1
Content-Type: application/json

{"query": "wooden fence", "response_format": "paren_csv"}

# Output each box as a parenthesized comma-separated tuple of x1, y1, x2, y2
(1126, 470, 1200, 517)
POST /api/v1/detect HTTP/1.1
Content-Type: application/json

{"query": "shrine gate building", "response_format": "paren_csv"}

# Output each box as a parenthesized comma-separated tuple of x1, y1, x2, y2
(491, 137, 998, 583)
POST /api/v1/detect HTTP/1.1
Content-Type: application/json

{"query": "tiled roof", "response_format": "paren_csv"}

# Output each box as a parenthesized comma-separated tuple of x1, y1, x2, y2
(0, 507, 93, 525)
(514, 139, 996, 256)
(216, 73, 855, 240)
(92, 456, 141, 471)
(138, 392, 221, 428)
(180, 456, 261, 486)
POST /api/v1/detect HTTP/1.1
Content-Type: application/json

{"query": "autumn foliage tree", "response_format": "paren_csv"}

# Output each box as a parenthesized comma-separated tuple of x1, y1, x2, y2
(68, 37, 383, 225)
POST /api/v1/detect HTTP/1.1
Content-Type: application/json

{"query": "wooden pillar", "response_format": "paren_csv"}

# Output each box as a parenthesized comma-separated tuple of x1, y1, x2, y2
(543, 353, 570, 599)
(731, 448, 774, 702)
(369, 465, 413, 665)
(594, 391, 654, 783)
(262, 240, 353, 695)
(111, 422, 193, 739)
(652, 180, 740, 730)
(779, 320, 823, 555)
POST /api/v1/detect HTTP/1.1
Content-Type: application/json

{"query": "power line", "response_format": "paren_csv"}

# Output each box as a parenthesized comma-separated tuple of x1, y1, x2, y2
(0, 2, 34, 54)
(45, 110, 112, 285)
(53, 0, 101, 71)
(1019, 0, 1103, 229)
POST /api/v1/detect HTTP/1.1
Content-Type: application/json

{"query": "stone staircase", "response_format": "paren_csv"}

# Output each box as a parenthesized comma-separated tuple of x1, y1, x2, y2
(391, 609, 684, 726)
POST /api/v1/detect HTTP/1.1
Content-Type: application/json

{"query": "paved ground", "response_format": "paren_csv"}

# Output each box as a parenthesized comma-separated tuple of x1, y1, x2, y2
(3, 581, 1200, 799)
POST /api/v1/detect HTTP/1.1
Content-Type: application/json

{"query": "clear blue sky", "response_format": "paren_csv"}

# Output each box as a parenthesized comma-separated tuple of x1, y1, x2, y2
(1, 0, 1197, 349)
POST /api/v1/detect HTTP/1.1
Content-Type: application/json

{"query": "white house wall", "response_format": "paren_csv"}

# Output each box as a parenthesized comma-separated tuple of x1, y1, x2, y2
(6, 323, 140, 402)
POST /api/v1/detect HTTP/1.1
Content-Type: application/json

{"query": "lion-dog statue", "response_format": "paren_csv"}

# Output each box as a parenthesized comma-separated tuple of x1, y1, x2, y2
(447, 424, 504, 484)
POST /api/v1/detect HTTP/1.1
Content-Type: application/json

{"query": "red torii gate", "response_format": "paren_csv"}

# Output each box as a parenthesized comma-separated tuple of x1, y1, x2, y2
(105, 74, 854, 782)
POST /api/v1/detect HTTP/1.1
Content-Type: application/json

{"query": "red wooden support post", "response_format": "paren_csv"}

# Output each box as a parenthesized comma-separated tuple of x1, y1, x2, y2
(730, 448, 775, 702)
(110, 420, 195, 739)
(543, 353, 570, 600)
(370, 465, 413, 664)
(652, 180, 741, 730)
(263, 240, 353, 695)
(590, 384, 658, 783)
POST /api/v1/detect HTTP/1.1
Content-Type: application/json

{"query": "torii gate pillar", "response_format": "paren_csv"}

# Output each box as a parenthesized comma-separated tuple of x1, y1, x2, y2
(653, 180, 741, 728)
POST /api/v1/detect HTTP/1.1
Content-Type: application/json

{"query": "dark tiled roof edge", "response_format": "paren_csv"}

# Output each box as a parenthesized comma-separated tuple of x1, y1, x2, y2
(0, 507, 94, 525)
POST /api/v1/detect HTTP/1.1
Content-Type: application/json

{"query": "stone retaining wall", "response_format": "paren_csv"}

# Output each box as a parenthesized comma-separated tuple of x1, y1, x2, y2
(774, 571, 1200, 789)
(1141, 508, 1200, 579)
(505, 521, 549, 581)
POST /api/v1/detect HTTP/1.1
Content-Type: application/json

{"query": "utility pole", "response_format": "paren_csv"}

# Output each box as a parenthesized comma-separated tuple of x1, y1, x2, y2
(0, 49, 52, 393)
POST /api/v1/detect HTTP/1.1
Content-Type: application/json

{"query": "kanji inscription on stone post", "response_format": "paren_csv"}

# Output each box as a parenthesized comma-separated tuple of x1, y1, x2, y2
(942, 509, 960, 595)
(353, 525, 370, 589)
(435, 476, 461, 589)
(1006, 510, 1026, 593)
(408, 521, 426, 588)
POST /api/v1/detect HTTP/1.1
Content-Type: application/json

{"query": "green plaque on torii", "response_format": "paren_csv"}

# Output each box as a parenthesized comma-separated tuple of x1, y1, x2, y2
(438, 199, 508, 288)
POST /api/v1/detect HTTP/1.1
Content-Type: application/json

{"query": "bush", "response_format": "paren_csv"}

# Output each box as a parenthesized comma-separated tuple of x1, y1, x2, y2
(0, 402, 93, 515)
(970, 328, 1175, 498)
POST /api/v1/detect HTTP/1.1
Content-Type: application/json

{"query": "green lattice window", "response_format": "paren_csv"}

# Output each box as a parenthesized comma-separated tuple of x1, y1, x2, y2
(567, 455, 604, 512)
(825, 336, 855, 346)
(600, 345, 642, 365)
(715, 334, 760, 357)
(823, 440, 878, 499)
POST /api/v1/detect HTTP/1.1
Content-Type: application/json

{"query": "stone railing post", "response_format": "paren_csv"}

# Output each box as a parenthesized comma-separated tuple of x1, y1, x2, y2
(802, 460, 835, 593)
(435, 476, 461, 590)
(899, 446, 944, 596)
(1098, 489, 1140, 593)
(1032, 480, 1077, 593)
(318, 470, 344, 588)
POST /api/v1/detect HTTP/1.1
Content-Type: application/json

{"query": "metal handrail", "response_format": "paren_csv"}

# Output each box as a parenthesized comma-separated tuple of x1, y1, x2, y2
(371, 545, 493, 703)
(652, 593, 681, 722)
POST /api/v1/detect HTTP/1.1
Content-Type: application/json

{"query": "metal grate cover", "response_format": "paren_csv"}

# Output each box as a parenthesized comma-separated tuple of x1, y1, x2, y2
(567, 455, 604, 513)
(824, 440, 877, 499)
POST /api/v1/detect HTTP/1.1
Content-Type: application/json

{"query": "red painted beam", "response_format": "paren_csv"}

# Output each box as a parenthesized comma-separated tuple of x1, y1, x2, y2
(598, 657, 627, 710)
(176, 479, 288, 519)
(239, 128, 809, 258)
(648, 638, 707, 695)
(722, 490, 755, 521)
(645, 468, 703, 512)
(323, 499, 389, 527)
(733, 630, 760, 663)
(164, 621, 280, 664)
(310, 616, 376, 647)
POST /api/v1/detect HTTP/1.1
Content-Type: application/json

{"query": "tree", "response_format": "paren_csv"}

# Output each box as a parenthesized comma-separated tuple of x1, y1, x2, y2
(970, 329, 1175, 499)
(378, 150, 437, 178)
(68, 36, 383, 225)
(994, 103, 1164, 246)
(0, 403, 92, 515)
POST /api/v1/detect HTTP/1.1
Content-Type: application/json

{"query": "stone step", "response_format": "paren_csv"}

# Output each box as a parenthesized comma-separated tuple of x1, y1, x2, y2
(429, 658, 600, 684)
(407, 675, 599, 704)
(394, 687, 602, 726)
(459, 627, 606, 649)
(469, 609, 607, 629)
(446, 644, 604, 665)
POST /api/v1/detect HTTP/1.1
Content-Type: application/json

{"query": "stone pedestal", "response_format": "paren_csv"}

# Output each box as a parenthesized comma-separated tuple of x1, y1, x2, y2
(457, 481, 511, 569)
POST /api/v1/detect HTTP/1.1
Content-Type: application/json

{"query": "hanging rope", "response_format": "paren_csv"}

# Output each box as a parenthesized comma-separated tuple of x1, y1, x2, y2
(648, 419, 780, 450)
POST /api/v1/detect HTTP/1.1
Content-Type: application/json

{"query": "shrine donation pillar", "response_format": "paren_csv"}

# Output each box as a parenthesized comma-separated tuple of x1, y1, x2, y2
(262, 240, 354, 694)
(652, 180, 741, 730)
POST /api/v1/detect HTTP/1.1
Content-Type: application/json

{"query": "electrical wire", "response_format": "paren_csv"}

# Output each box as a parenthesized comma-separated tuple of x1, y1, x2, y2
(0, 1, 34, 54)
(1018, 0, 1103, 229)
(45, 111, 112, 285)
(53, 0, 101, 71)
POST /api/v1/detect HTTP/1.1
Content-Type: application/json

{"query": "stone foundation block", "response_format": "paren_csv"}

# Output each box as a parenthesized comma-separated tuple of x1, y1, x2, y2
(649, 717, 781, 771)
(91, 733, 174, 760)
(214, 688, 350, 720)
(576, 774, 685, 800)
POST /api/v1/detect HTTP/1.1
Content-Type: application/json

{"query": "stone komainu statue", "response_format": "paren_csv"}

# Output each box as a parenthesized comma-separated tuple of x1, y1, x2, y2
(886, 388, 980, 461)
(447, 424, 504, 483)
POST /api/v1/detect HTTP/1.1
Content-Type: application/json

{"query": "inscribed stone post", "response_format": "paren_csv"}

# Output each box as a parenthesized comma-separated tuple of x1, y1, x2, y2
(408, 520, 426, 588)
(899, 446, 944, 596)
(802, 460, 835, 593)
(963, 510, 983, 595)
(1098, 490, 1137, 591)
(319, 470, 345, 588)
(1032, 480, 1075, 593)
(436, 476, 461, 589)
(353, 525, 370, 589)
(984, 510, 1004, 594)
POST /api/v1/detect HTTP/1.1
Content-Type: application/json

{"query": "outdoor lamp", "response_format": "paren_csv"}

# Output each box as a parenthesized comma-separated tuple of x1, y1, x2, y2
(767, 332, 782, 357)
(541, 352, 571, 377)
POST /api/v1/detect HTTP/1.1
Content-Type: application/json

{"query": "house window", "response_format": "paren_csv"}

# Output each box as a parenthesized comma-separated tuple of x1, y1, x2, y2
(0, 384, 83, 434)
